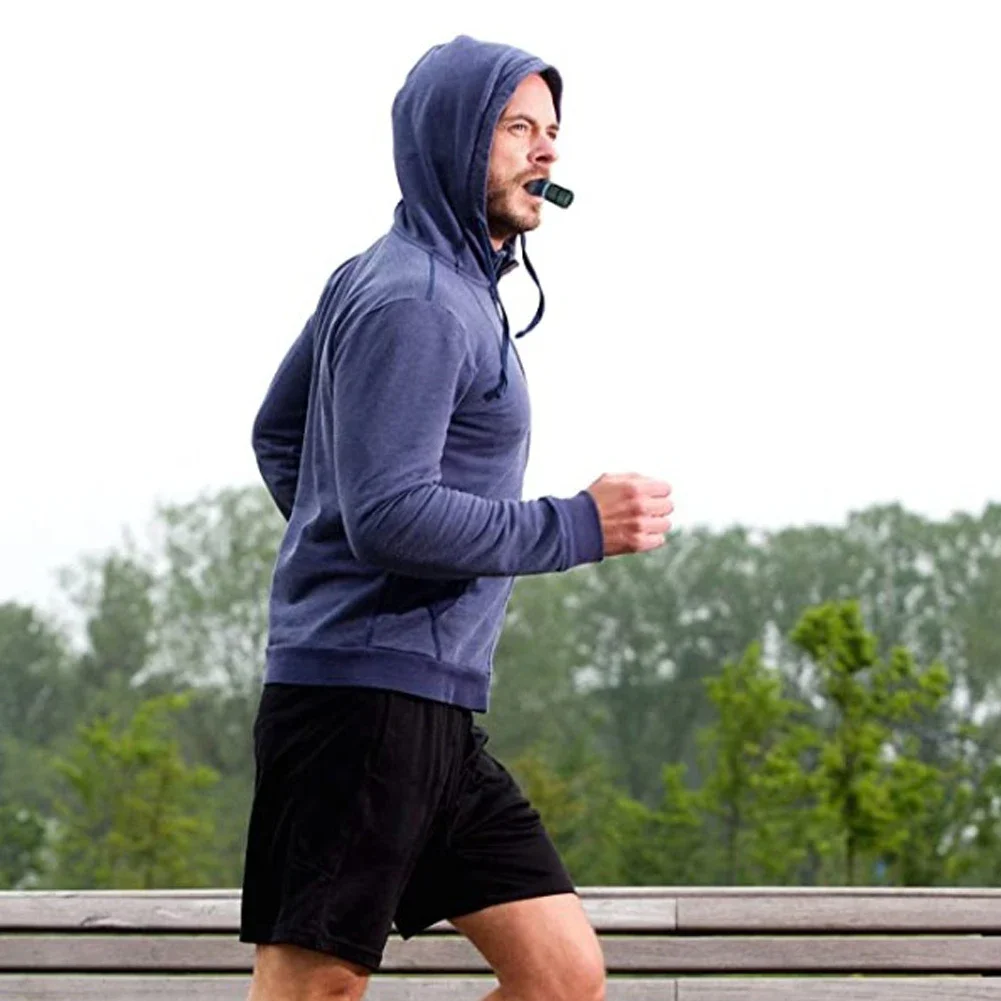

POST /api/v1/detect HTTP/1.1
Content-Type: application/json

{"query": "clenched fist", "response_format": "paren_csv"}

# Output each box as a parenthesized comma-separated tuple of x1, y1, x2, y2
(586, 473, 674, 557)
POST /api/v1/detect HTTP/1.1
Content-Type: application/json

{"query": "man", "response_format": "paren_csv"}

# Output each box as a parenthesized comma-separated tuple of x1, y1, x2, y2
(242, 34, 673, 1001)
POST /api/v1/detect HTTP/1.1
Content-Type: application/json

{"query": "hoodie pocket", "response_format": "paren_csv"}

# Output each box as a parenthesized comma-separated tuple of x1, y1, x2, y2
(366, 574, 470, 660)
(426, 575, 515, 666)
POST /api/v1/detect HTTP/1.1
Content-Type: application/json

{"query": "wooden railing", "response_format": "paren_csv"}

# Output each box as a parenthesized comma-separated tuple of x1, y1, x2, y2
(2, 886, 1001, 998)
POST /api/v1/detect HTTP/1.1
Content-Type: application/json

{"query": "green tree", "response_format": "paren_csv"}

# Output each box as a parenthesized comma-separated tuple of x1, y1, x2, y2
(60, 548, 160, 720)
(152, 486, 282, 706)
(512, 742, 712, 886)
(769, 505, 1001, 756)
(886, 725, 1001, 888)
(791, 600, 951, 884)
(488, 571, 602, 764)
(618, 764, 711, 885)
(0, 603, 77, 837)
(698, 642, 819, 884)
(147, 486, 284, 883)
(511, 743, 635, 884)
(50, 693, 219, 889)
(952, 755, 1001, 886)
(575, 527, 770, 803)
(0, 602, 74, 750)
(0, 805, 46, 889)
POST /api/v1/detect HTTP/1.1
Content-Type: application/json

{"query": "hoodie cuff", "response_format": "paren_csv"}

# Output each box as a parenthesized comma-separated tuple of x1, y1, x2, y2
(555, 490, 605, 569)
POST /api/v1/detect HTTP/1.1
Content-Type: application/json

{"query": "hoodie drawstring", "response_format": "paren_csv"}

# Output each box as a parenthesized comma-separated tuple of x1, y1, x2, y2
(484, 233, 546, 401)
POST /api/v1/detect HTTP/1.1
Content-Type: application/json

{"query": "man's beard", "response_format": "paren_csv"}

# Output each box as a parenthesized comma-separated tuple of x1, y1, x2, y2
(486, 179, 540, 244)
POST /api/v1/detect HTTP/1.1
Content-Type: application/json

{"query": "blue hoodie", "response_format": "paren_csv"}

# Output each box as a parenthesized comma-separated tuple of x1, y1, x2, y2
(252, 35, 604, 712)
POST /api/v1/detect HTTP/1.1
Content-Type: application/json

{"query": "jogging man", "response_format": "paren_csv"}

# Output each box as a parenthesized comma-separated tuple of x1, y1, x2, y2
(241, 34, 673, 1001)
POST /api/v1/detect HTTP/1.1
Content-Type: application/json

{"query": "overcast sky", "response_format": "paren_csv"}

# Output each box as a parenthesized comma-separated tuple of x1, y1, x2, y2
(2, 1, 998, 615)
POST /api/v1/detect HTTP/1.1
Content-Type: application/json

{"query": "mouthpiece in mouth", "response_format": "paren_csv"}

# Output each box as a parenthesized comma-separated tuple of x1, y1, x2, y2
(525, 179, 574, 208)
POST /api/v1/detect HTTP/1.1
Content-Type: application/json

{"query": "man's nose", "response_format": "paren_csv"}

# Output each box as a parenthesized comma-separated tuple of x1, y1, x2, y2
(531, 136, 559, 165)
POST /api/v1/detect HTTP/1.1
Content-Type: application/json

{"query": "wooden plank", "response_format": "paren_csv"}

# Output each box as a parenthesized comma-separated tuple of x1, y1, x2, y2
(3, 934, 1001, 974)
(0, 894, 242, 933)
(4, 887, 999, 902)
(679, 980, 1001, 1000)
(7, 977, 1001, 1001)
(679, 894, 1001, 933)
(5, 888, 1001, 933)
(601, 937, 1001, 973)
(0, 891, 676, 933)
(665, 887, 1001, 898)
(579, 893, 677, 930)
(0, 976, 676, 1000)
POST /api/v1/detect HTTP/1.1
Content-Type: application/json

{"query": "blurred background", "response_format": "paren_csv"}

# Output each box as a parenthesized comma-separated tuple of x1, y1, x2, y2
(1, 0, 998, 889)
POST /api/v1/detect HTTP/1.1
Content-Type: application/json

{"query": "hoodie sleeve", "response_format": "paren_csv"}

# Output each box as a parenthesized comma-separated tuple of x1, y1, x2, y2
(333, 298, 604, 578)
(251, 318, 313, 520)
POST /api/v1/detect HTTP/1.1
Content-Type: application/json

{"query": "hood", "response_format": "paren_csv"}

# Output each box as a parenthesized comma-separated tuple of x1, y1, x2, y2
(392, 35, 563, 399)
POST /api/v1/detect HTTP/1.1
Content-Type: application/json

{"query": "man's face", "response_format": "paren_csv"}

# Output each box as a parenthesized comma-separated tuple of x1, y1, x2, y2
(486, 73, 560, 249)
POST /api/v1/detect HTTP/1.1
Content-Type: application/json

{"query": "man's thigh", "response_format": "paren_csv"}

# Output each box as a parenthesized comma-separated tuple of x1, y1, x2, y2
(240, 684, 468, 973)
(393, 727, 576, 939)
(450, 893, 606, 999)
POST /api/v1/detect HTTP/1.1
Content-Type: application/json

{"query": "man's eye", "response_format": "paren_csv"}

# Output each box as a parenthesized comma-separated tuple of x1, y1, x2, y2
(510, 123, 529, 134)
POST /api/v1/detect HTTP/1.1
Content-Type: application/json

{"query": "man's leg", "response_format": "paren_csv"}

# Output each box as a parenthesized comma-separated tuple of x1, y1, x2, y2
(240, 685, 469, 999)
(248, 944, 369, 1001)
(393, 724, 598, 997)
(450, 893, 606, 1001)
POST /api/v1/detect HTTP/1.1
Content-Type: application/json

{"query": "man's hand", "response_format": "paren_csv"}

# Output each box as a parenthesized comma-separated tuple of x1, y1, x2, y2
(585, 473, 674, 557)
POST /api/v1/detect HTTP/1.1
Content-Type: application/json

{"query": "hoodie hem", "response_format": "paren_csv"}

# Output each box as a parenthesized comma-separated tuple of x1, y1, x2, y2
(264, 644, 490, 712)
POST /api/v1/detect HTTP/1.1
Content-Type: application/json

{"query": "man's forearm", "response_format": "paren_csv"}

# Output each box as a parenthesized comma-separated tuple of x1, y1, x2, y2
(344, 482, 603, 578)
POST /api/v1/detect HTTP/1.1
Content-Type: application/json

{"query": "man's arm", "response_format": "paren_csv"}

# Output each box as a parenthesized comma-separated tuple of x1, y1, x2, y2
(333, 299, 603, 579)
(251, 318, 313, 520)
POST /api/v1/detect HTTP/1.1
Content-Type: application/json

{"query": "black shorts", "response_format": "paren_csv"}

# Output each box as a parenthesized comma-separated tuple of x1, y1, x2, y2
(239, 683, 575, 972)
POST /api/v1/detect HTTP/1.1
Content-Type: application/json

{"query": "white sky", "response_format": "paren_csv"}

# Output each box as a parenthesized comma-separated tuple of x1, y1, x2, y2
(2, 1, 999, 615)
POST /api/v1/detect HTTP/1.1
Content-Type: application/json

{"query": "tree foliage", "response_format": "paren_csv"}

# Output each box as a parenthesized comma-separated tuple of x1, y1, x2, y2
(50, 693, 218, 889)
(3, 490, 1001, 888)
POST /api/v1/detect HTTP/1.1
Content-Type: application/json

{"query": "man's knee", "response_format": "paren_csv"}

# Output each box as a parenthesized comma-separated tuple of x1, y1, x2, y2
(566, 947, 606, 1001)
(506, 941, 605, 1001)
(558, 952, 606, 1001)
(557, 920, 605, 1001)
(248, 943, 370, 1001)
